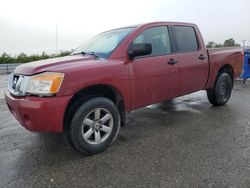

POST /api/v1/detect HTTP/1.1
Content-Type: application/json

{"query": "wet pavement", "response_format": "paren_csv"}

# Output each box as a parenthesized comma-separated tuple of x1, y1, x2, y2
(0, 74, 9, 99)
(0, 78, 250, 188)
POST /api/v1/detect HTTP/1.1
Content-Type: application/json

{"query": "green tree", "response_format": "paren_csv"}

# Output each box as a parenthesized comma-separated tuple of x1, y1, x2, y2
(0, 53, 15, 64)
(0, 50, 72, 64)
(58, 51, 71, 57)
(223, 38, 240, 47)
(215, 43, 224, 48)
(206, 38, 241, 48)
(206, 41, 216, 48)
(206, 41, 224, 48)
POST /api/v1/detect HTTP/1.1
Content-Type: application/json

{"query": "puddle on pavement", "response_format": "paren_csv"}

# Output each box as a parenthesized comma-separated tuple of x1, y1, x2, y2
(146, 91, 207, 114)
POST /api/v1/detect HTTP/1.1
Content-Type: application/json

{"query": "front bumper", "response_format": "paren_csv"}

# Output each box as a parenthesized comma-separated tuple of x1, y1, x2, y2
(4, 91, 72, 132)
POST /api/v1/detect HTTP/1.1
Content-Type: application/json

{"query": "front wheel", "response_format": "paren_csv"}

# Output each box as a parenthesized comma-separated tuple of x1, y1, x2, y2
(207, 73, 233, 106)
(67, 97, 120, 155)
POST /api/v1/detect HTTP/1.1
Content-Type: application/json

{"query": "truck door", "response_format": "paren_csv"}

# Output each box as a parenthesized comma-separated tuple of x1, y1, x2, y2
(129, 26, 179, 109)
(172, 25, 209, 95)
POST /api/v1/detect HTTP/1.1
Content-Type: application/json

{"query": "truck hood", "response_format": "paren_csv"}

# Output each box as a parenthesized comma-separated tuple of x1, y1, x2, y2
(14, 55, 98, 75)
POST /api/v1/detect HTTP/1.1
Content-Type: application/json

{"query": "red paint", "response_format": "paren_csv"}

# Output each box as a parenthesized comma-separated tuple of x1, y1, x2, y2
(5, 91, 71, 132)
(5, 22, 243, 132)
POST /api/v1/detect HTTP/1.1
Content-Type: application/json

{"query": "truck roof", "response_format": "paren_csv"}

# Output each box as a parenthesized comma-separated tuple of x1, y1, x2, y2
(105, 21, 197, 33)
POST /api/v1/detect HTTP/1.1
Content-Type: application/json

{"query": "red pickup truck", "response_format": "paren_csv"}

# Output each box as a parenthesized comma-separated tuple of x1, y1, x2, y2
(5, 22, 243, 154)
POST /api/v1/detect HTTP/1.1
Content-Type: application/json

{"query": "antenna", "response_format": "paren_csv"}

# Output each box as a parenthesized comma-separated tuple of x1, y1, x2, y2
(56, 23, 58, 55)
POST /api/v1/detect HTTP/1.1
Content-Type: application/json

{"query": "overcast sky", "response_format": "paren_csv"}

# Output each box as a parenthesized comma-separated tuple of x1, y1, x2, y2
(0, 0, 250, 55)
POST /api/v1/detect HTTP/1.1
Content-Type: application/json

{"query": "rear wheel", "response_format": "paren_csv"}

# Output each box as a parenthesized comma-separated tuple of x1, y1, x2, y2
(66, 97, 120, 155)
(207, 73, 233, 106)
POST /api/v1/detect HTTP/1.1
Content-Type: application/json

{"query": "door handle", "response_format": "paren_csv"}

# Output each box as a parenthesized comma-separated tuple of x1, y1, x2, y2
(198, 54, 206, 60)
(168, 58, 178, 65)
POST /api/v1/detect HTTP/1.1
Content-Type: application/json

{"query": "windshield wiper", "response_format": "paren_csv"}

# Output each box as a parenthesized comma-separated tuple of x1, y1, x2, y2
(72, 51, 99, 59)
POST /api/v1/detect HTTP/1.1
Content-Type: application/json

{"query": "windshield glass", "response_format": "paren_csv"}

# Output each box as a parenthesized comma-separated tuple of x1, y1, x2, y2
(72, 27, 134, 58)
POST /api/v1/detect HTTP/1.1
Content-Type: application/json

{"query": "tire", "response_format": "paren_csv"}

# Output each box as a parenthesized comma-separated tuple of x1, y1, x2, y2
(207, 72, 233, 106)
(66, 97, 120, 155)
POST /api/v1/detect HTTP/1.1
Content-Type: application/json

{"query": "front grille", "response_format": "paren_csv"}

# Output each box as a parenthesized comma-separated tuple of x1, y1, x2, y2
(8, 73, 29, 96)
(12, 74, 20, 90)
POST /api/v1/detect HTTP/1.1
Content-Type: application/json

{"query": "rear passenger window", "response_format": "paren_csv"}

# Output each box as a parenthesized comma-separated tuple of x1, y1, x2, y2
(173, 26, 199, 53)
(133, 26, 171, 56)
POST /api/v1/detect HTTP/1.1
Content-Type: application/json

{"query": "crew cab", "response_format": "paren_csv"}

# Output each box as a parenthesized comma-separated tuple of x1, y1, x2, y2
(5, 22, 243, 154)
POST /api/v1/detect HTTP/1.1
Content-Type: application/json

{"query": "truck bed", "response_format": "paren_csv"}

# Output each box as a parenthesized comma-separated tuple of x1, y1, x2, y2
(208, 47, 243, 78)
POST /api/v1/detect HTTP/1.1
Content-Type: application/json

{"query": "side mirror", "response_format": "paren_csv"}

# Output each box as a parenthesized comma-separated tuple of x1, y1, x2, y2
(128, 43, 152, 59)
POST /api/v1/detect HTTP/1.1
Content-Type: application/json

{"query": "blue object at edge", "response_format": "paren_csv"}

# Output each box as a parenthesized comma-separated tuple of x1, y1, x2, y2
(240, 49, 250, 80)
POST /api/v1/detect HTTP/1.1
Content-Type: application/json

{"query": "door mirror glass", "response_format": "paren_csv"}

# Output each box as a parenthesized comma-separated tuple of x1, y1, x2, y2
(128, 43, 152, 59)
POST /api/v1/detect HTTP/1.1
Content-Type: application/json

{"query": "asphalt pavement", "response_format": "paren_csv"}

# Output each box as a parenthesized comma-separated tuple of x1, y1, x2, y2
(0, 75, 250, 188)
(0, 74, 9, 99)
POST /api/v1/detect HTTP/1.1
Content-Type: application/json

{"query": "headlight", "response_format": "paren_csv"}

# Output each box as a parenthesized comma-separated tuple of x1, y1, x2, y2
(26, 72, 64, 96)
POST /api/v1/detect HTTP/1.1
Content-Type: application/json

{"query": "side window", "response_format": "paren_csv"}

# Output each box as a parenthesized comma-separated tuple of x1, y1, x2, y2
(173, 26, 199, 53)
(133, 26, 171, 56)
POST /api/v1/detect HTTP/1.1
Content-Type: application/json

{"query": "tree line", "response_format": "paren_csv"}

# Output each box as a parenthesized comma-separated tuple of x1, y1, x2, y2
(0, 38, 241, 64)
(206, 38, 240, 48)
(0, 51, 72, 64)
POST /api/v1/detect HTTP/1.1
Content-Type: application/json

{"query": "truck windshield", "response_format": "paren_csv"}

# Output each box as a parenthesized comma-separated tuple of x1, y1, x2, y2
(72, 27, 134, 58)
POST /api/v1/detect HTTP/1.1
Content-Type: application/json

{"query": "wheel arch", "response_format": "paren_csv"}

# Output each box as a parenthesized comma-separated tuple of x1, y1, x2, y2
(207, 63, 235, 90)
(63, 84, 127, 131)
(217, 64, 234, 80)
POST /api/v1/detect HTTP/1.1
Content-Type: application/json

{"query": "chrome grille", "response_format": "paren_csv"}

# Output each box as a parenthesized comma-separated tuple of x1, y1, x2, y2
(8, 73, 29, 96)
(12, 74, 20, 90)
